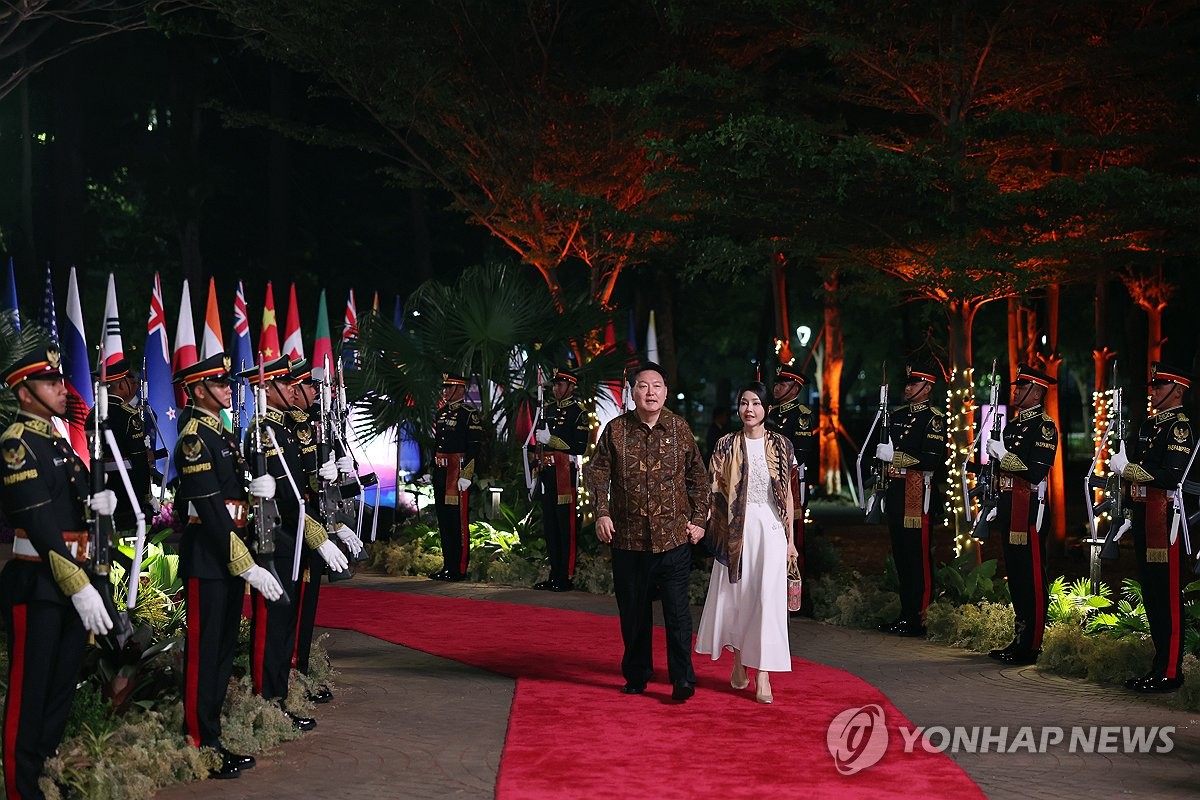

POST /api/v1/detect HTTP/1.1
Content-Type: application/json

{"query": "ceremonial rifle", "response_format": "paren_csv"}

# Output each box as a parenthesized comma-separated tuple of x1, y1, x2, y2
(90, 347, 133, 646)
(248, 357, 289, 605)
(856, 365, 890, 524)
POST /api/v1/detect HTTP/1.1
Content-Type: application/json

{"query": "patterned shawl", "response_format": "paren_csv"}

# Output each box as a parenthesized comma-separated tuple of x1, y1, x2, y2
(706, 430, 795, 583)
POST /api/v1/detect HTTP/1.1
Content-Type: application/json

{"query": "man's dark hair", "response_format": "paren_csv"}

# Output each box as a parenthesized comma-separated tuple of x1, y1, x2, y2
(629, 361, 668, 386)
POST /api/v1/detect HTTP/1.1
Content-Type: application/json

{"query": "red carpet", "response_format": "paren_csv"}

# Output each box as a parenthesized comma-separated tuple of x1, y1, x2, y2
(315, 586, 984, 799)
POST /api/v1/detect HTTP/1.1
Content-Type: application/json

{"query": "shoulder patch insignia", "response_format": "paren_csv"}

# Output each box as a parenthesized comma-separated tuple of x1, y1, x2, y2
(130, 415, 144, 434)
(182, 436, 204, 462)
(931, 417, 944, 433)
(3, 442, 27, 470)
(1174, 424, 1190, 443)
(798, 415, 811, 430)
(1041, 423, 1055, 441)
(296, 425, 313, 445)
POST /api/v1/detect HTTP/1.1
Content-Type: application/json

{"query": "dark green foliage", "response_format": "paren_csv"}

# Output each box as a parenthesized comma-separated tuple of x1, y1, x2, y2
(935, 552, 1010, 605)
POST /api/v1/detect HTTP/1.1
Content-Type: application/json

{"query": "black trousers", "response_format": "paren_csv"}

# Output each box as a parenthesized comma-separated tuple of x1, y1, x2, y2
(293, 548, 322, 675)
(539, 464, 578, 582)
(886, 480, 932, 625)
(611, 544, 696, 688)
(1133, 505, 1187, 680)
(433, 467, 470, 576)
(2, 599, 87, 800)
(183, 576, 245, 748)
(999, 511, 1048, 652)
(249, 551, 301, 702)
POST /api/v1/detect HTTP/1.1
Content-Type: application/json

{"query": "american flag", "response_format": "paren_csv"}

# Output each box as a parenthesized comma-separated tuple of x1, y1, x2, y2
(39, 264, 58, 344)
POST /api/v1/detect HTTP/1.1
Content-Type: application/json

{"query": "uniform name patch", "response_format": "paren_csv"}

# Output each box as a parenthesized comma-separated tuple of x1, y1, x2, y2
(3, 468, 37, 485)
(182, 463, 212, 474)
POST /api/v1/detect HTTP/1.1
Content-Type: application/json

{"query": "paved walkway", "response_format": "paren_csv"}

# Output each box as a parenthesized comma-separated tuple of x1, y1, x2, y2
(156, 574, 1200, 800)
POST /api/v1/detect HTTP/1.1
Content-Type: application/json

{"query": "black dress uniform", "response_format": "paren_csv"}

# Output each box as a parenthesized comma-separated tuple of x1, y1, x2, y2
(881, 366, 945, 635)
(84, 359, 153, 532)
(0, 348, 97, 800)
(766, 365, 816, 577)
(1121, 363, 1196, 692)
(432, 374, 482, 580)
(532, 368, 591, 591)
(172, 355, 257, 758)
(238, 358, 329, 726)
(991, 365, 1059, 664)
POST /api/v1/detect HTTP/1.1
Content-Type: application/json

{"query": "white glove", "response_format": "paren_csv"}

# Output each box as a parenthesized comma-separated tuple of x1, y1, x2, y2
(534, 427, 551, 445)
(1109, 444, 1130, 476)
(416, 473, 432, 486)
(336, 455, 355, 474)
(88, 490, 118, 516)
(148, 495, 162, 514)
(875, 439, 894, 463)
(986, 438, 1009, 462)
(318, 458, 338, 482)
(317, 539, 350, 573)
(457, 477, 472, 492)
(334, 524, 365, 557)
(248, 474, 277, 500)
(239, 564, 283, 601)
(986, 506, 998, 522)
(71, 584, 114, 635)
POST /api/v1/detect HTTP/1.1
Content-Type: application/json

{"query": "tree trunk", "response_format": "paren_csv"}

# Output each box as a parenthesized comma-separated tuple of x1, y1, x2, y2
(820, 272, 844, 495)
(1147, 304, 1164, 376)
(946, 298, 977, 549)
(1042, 284, 1066, 545)
(773, 256, 793, 364)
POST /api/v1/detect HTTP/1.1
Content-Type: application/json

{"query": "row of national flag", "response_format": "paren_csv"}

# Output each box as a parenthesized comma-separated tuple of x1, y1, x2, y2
(2, 259, 403, 467)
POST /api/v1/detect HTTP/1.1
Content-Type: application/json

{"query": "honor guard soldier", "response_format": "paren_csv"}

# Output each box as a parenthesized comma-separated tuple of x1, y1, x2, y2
(237, 356, 349, 729)
(0, 347, 117, 800)
(532, 367, 591, 591)
(766, 365, 816, 594)
(172, 353, 283, 779)
(429, 372, 482, 581)
(1111, 362, 1196, 692)
(985, 364, 1059, 665)
(85, 357, 155, 535)
(286, 358, 363, 704)
(874, 363, 945, 637)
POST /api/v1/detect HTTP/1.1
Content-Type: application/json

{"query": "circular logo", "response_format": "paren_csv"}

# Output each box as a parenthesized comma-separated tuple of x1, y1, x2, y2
(827, 704, 889, 775)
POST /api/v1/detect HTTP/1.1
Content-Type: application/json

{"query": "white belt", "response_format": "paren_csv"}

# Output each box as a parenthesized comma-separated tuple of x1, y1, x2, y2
(12, 536, 87, 561)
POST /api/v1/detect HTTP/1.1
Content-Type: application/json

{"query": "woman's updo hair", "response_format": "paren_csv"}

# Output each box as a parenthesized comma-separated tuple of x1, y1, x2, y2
(738, 381, 771, 410)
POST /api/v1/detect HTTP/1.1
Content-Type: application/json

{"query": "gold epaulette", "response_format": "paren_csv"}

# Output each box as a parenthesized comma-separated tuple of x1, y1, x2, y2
(2, 422, 24, 441)
(798, 404, 812, 414)
(931, 407, 945, 417)
(1179, 413, 1190, 423)
(1042, 412, 1053, 422)
(289, 409, 309, 423)
(181, 419, 200, 437)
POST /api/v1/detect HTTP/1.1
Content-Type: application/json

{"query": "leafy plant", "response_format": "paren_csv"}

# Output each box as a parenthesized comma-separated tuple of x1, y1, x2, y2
(934, 552, 1010, 605)
(1046, 576, 1113, 627)
(1084, 578, 1149, 636)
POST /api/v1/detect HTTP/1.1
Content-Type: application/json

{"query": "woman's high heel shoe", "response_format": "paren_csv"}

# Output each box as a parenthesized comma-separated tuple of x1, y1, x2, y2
(731, 653, 749, 689)
(755, 673, 773, 704)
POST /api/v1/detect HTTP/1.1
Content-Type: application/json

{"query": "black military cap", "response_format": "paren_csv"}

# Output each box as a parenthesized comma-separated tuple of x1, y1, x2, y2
(1012, 363, 1056, 388)
(4, 345, 64, 389)
(288, 357, 315, 384)
(905, 362, 940, 384)
(442, 372, 467, 387)
(235, 355, 293, 384)
(93, 355, 133, 382)
(1149, 362, 1192, 389)
(552, 367, 578, 384)
(775, 364, 808, 386)
(173, 353, 233, 386)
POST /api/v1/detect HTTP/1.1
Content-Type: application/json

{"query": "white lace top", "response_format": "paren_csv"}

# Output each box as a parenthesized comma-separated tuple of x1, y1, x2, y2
(744, 436, 771, 504)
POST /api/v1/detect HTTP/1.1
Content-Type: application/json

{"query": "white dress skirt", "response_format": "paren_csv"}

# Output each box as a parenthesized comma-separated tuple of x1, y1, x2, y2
(695, 436, 792, 672)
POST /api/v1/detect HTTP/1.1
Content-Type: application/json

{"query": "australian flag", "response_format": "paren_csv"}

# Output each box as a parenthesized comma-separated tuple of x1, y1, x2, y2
(144, 272, 176, 477)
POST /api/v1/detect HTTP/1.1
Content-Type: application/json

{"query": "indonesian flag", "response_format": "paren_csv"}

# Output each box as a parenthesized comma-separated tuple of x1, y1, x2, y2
(283, 282, 304, 360)
(172, 279, 198, 407)
(259, 281, 281, 360)
(311, 288, 333, 376)
(201, 277, 224, 358)
(101, 273, 125, 366)
(62, 267, 93, 465)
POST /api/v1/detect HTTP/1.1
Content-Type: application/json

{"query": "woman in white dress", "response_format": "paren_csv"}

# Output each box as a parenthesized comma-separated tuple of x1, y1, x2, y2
(695, 382, 797, 703)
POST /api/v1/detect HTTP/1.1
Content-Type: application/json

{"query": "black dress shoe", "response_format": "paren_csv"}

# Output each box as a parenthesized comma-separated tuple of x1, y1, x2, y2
(532, 580, 553, 590)
(307, 686, 333, 704)
(620, 683, 645, 694)
(281, 707, 317, 731)
(429, 569, 449, 581)
(900, 622, 927, 638)
(550, 579, 574, 592)
(218, 747, 256, 770)
(1124, 672, 1154, 690)
(1133, 675, 1184, 693)
(988, 641, 1019, 660)
(671, 682, 695, 702)
(876, 619, 902, 633)
(444, 571, 467, 582)
(998, 649, 1039, 665)
(208, 752, 241, 780)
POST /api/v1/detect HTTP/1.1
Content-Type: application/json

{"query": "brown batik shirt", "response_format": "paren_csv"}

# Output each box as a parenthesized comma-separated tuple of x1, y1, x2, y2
(584, 408, 709, 553)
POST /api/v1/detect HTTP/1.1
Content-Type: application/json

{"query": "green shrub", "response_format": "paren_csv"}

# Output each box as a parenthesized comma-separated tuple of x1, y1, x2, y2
(925, 600, 1013, 652)
(808, 571, 899, 629)
(1039, 623, 1154, 684)
(574, 550, 614, 595)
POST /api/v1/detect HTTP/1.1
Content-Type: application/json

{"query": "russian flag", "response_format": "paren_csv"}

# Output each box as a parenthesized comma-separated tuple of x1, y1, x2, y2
(232, 281, 256, 436)
(144, 272, 177, 475)
(63, 267, 93, 465)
